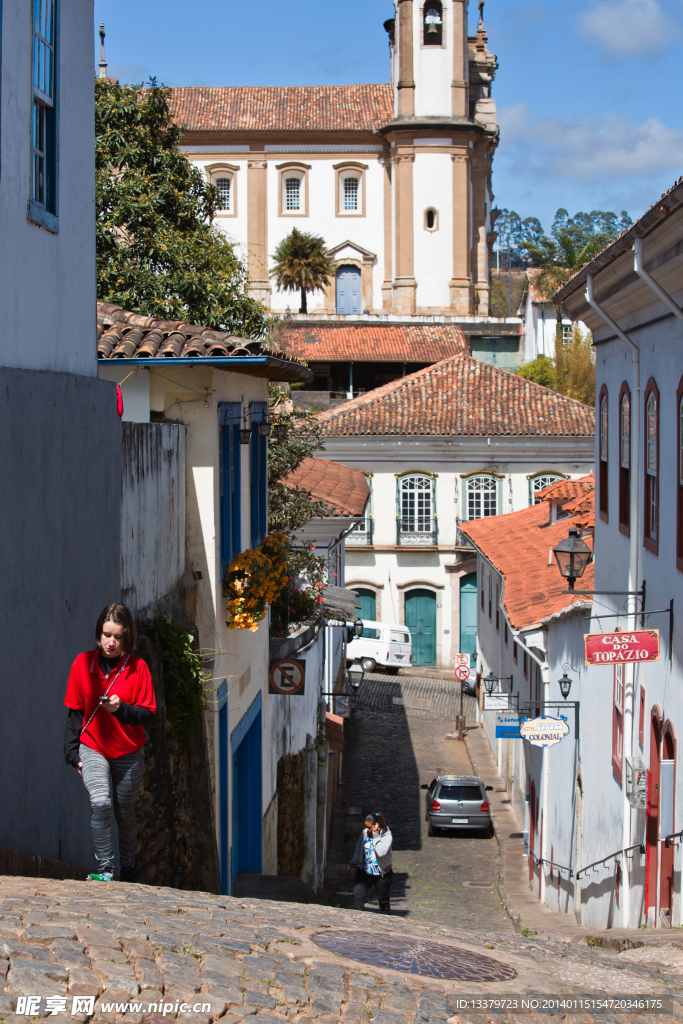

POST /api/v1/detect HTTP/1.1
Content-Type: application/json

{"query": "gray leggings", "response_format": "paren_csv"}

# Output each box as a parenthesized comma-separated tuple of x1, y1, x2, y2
(79, 743, 144, 873)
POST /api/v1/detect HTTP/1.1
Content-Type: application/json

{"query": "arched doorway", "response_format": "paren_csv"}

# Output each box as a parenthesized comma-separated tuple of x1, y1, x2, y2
(660, 727, 676, 916)
(336, 265, 361, 314)
(529, 779, 537, 884)
(405, 589, 436, 666)
(646, 711, 661, 919)
(459, 572, 477, 657)
(353, 587, 376, 622)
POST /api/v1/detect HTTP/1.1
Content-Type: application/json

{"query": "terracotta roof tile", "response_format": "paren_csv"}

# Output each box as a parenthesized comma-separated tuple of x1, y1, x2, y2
(460, 498, 595, 631)
(279, 321, 468, 364)
(318, 354, 595, 437)
(535, 475, 595, 502)
(285, 457, 369, 517)
(96, 301, 311, 382)
(170, 85, 393, 133)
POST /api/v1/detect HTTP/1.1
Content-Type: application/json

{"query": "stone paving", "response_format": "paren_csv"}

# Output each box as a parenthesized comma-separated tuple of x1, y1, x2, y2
(337, 673, 510, 932)
(1, 876, 682, 1024)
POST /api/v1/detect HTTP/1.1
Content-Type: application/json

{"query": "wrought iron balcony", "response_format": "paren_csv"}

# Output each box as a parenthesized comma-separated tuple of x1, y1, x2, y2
(396, 515, 438, 546)
(346, 516, 373, 547)
(455, 518, 476, 550)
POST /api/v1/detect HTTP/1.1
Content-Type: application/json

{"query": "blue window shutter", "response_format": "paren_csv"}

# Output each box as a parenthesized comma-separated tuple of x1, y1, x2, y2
(232, 423, 241, 556)
(219, 403, 241, 576)
(250, 402, 268, 546)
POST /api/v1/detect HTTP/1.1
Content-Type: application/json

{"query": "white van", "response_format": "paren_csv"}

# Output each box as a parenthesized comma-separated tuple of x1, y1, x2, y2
(346, 620, 412, 674)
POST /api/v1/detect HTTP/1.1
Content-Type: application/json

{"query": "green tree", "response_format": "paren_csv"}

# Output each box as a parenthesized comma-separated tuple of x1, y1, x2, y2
(517, 327, 595, 407)
(267, 385, 328, 534)
(270, 229, 336, 314)
(96, 78, 269, 336)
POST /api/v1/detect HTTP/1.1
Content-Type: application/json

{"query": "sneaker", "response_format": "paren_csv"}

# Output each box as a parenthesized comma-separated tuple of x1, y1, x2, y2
(120, 866, 137, 884)
(87, 872, 114, 881)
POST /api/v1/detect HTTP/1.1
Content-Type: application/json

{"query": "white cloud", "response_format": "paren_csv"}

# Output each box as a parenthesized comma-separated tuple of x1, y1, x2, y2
(578, 0, 676, 56)
(498, 103, 683, 180)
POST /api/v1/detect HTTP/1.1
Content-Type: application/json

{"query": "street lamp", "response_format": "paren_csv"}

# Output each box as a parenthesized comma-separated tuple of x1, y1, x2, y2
(274, 422, 287, 439)
(348, 660, 364, 690)
(552, 527, 593, 591)
(353, 617, 364, 638)
(483, 671, 497, 695)
(257, 419, 270, 437)
(558, 672, 573, 700)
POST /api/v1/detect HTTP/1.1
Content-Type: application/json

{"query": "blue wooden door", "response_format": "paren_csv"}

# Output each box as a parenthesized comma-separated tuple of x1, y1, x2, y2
(336, 265, 361, 314)
(219, 699, 229, 894)
(354, 588, 376, 621)
(231, 710, 262, 891)
(405, 589, 437, 666)
(459, 572, 478, 658)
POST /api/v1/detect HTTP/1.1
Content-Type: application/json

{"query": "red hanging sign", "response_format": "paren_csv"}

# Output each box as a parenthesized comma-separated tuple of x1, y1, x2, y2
(584, 630, 660, 666)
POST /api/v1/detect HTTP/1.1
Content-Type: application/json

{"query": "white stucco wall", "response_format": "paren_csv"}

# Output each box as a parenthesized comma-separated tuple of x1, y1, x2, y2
(413, 151, 453, 309)
(412, 0, 457, 118)
(0, 0, 96, 375)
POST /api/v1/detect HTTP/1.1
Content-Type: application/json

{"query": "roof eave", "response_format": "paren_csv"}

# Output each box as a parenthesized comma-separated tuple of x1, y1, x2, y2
(97, 355, 313, 384)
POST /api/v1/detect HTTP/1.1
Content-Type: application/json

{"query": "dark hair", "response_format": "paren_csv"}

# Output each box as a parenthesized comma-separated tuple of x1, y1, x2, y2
(365, 812, 386, 830)
(95, 604, 137, 653)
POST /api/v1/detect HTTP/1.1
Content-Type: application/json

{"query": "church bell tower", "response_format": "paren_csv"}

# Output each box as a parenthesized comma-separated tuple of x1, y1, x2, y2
(381, 0, 498, 315)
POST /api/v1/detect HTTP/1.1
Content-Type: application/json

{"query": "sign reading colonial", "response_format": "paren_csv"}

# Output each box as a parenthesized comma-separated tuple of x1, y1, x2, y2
(584, 630, 660, 666)
(269, 659, 306, 696)
(520, 715, 570, 748)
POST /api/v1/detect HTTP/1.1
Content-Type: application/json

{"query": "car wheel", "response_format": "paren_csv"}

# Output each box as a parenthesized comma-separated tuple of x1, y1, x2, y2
(427, 821, 438, 837)
(361, 658, 376, 673)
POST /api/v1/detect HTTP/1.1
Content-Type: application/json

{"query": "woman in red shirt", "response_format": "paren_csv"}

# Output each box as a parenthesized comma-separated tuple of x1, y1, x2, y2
(64, 604, 156, 882)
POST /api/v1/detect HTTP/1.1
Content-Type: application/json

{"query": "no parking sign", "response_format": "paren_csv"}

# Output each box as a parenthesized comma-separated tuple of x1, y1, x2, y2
(269, 659, 306, 695)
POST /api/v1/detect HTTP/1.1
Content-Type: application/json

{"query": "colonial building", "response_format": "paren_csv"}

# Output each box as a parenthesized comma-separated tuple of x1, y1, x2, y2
(171, 2, 499, 317)
(317, 347, 595, 668)
(517, 269, 579, 364)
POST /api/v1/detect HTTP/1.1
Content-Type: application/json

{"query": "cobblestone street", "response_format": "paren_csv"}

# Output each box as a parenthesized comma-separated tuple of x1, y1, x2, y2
(335, 673, 513, 933)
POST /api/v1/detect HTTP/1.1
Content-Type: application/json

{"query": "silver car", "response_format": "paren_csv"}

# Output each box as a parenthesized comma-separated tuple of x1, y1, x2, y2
(424, 774, 492, 835)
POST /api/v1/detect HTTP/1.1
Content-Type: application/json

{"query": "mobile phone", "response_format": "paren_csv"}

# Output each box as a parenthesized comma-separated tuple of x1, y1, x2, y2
(99, 696, 110, 704)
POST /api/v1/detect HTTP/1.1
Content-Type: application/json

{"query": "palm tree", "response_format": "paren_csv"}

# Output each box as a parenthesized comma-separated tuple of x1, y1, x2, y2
(270, 229, 336, 314)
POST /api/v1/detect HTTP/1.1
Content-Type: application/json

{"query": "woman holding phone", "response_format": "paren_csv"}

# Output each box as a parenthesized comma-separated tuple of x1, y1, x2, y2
(63, 604, 156, 882)
(349, 812, 394, 914)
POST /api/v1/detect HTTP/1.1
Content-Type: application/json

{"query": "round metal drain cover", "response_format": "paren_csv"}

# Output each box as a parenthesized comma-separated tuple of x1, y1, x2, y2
(310, 929, 517, 982)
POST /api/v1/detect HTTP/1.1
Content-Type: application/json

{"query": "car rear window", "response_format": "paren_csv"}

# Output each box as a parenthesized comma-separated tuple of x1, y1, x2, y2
(361, 627, 380, 639)
(390, 631, 411, 643)
(438, 785, 483, 800)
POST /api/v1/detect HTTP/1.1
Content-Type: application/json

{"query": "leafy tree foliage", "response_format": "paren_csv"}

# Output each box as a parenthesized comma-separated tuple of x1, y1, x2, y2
(267, 385, 328, 534)
(492, 208, 544, 267)
(96, 79, 269, 336)
(517, 326, 596, 407)
(270, 229, 336, 314)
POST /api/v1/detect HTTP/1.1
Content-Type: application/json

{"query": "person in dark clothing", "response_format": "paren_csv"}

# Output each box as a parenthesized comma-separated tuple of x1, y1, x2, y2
(64, 604, 156, 883)
(349, 812, 393, 913)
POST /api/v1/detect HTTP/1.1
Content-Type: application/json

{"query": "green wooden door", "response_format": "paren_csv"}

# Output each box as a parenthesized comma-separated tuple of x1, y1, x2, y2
(405, 589, 437, 666)
(354, 588, 376, 621)
(459, 572, 478, 658)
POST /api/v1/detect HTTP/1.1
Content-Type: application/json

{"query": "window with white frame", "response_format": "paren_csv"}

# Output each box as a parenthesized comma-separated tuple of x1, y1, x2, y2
(31, 0, 57, 221)
(619, 388, 631, 530)
(285, 176, 301, 211)
(214, 175, 232, 211)
(529, 473, 561, 505)
(344, 176, 358, 210)
(613, 663, 624, 773)
(337, 168, 363, 215)
(348, 478, 372, 545)
(599, 390, 608, 518)
(398, 474, 434, 543)
(561, 324, 573, 343)
(466, 475, 498, 519)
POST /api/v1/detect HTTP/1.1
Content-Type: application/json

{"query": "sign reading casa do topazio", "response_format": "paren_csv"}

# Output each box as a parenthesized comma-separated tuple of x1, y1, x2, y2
(520, 715, 570, 748)
(584, 629, 660, 666)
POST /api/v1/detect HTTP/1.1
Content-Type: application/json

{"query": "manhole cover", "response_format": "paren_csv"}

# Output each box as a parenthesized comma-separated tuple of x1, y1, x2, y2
(310, 929, 517, 981)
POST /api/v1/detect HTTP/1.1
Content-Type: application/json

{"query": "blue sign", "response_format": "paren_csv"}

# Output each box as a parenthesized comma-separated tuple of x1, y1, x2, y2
(496, 713, 521, 738)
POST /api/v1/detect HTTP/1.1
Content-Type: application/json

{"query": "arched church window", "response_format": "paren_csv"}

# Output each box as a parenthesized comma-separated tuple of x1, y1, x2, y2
(424, 208, 439, 231)
(335, 164, 366, 216)
(279, 165, 308, 216)
(424, 2, 443, 45)
(214, 176, 231, 211)
(207, 165, 238, 216)
(286, 177, 301, 210)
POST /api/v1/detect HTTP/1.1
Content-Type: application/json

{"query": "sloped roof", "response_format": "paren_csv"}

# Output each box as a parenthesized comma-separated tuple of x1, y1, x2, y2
(318, 354, 595, 437)
(170, 85, 394, 133)
(278, 321, 468, 364)
(285, 457, 369, 517)
(96, 302, 312, 383)
(460, 499, 595, 631)
(535, 474, 595, 503)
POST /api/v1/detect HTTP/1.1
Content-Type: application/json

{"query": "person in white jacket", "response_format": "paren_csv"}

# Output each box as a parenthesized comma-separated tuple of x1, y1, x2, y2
(349, 812, 393, 913)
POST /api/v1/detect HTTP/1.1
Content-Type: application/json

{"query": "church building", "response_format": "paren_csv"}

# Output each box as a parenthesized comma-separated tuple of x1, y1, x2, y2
(171, 1, 499, 317)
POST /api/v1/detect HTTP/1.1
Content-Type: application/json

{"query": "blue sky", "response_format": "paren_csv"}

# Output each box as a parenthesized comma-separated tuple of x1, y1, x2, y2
(94, 0, 683, 232)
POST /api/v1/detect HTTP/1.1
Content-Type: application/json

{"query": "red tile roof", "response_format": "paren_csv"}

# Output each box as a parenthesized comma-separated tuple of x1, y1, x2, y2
(285, 457, 369, 517)
(278, 322, 468, 364)
(170, 85, 394, 133)
(460, 499, 595, 631)
(96, 301, 312, 383)
(535, 475, 595, 502)
(318, 355, 595, 437)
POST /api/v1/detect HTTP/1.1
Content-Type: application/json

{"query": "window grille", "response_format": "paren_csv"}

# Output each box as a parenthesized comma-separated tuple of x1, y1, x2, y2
(343, 176, 359, 211)
(599, 391, 608, 517)
(619, 390, 631, 530)
(600, 395, 608, 463)
(467, 475, 497, 520)
(614, 664, 624, 767)
(31, 0, 56, 212)
(398, 475, 435, 544)
(561, 324, 573, 343)
(348, 481, 372, 546)
(647, 392, 657, 475)
(646, 391, 658, 542)
(285, 177, 300, 210)
(215, 177, 231, 210)
(621, 393, 630, 468)
(530, 474, 560, 505)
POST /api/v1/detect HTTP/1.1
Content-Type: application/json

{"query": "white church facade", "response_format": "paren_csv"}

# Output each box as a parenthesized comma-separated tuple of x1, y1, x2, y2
(172, 1, 499, 317)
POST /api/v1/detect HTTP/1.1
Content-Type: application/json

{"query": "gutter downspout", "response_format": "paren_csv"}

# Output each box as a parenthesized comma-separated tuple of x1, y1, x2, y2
(634, 237, 683, 325)
(586, 271, 641, 928)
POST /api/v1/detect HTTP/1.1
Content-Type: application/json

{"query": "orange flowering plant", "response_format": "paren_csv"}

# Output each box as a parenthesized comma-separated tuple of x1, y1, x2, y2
(225, 532, 289, 632)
